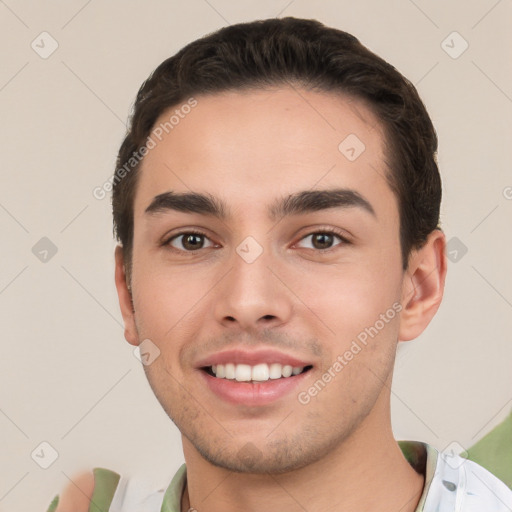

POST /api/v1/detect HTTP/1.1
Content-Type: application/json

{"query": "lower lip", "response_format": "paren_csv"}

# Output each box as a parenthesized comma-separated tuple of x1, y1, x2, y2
(200, 369, 311, 406)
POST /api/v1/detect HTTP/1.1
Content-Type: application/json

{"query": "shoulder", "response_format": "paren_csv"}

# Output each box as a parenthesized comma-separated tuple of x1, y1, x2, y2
(46, 469, 96, 512)
(425, 449, 512, 511)
(47, 467, 169, 512)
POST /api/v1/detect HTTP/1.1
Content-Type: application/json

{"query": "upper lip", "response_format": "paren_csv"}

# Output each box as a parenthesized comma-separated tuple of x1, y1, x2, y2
(195, 348, 313, 369)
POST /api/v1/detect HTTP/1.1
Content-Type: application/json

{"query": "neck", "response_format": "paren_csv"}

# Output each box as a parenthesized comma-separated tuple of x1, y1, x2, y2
(180, 400, 424, 512)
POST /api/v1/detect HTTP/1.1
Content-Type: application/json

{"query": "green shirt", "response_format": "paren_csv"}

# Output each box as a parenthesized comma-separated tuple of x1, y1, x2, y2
(47, 440, 512, 511)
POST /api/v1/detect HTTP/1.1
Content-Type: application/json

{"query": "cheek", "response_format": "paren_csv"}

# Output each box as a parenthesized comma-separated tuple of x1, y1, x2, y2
(132, 227, 200, 297)
(131, 259, 212, 345)
(294, 257, 402, 344)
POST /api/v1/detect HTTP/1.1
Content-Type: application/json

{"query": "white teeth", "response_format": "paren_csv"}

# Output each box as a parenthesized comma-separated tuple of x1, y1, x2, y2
(251, 363, 269, 381)
(235, 364, 252, 382)
(282, 365, 293, 378)
(211, 363, 307, 381)
(269, 363, 282, 379)
(225, 363, 236, 379)
(215, 364, 225, 378)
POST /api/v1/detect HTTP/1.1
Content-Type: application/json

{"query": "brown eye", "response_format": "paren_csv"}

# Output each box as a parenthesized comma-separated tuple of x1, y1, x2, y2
(168, 232, 213, 251)
(296, 231, 346, 251)
(311, 233, 335, 249)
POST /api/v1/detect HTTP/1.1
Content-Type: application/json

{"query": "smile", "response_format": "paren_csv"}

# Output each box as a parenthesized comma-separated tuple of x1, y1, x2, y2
(205, 363, 313, 382)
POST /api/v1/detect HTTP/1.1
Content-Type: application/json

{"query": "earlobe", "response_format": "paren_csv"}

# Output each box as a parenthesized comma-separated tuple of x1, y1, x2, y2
(398, 229, 447, 342)
(114, 246, 139, 346)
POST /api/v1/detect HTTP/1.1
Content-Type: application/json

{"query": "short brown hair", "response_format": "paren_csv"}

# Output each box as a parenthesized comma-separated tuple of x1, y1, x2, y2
(112, 17, 441, 280)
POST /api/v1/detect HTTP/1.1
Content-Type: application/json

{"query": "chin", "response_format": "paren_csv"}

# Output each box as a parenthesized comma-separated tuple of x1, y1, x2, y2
(188, 432, 333, 475)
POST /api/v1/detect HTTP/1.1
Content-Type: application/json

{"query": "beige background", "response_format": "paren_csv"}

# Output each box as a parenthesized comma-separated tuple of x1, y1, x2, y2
(0, 1, 511, 510)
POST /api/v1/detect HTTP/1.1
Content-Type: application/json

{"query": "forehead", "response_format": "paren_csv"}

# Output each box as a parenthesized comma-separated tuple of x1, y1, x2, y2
(133, 86, 395, 223)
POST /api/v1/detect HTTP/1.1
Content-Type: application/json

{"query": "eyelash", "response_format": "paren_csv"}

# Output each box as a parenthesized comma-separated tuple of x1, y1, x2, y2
(162, 227, 350, 254)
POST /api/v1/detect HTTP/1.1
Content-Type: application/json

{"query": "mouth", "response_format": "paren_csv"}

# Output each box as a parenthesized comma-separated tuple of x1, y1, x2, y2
(198, 361, 314, 406)
(202, 363, 314, 382)
(196, 348, 315, 405)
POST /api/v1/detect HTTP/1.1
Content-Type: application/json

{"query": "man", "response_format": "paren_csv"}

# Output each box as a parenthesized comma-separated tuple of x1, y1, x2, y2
(48, 17, 512, 512)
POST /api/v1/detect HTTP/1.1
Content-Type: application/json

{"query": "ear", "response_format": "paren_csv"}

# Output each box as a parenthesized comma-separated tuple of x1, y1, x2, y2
(399, 229, 447, 342)
(114, 245, 139, 346)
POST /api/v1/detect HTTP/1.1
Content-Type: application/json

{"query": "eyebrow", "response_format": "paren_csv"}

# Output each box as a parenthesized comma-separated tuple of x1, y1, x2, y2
(144, 188, 376, 221)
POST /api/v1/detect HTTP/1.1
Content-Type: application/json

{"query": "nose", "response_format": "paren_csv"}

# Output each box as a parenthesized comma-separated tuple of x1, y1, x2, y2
(213, 241, 294, 332)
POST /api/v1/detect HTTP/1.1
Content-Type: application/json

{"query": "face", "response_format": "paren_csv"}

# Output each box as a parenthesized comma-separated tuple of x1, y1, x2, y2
(121, 86, 408, 473)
